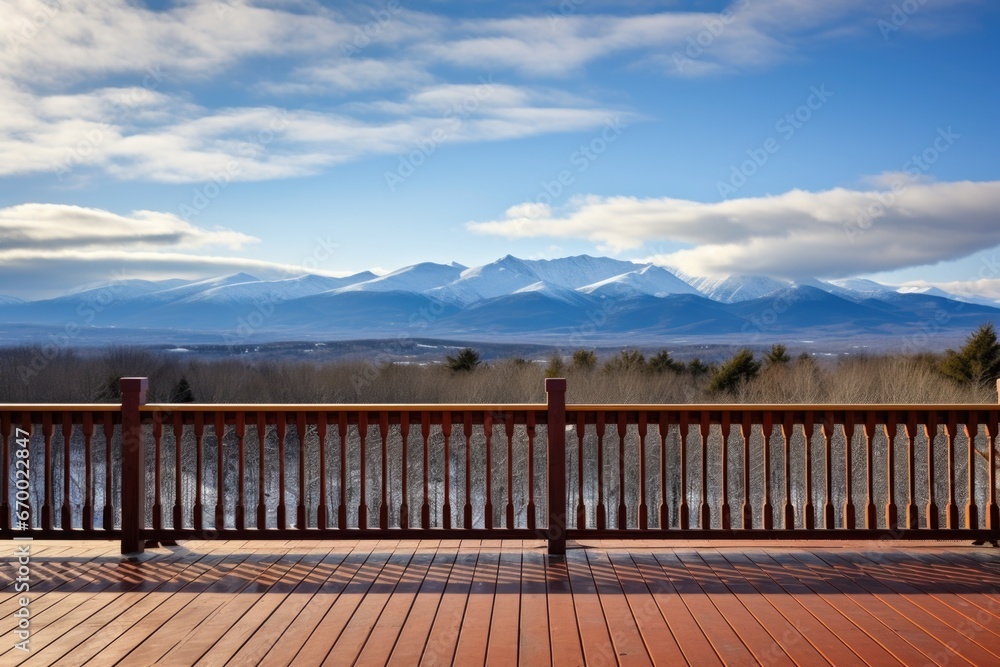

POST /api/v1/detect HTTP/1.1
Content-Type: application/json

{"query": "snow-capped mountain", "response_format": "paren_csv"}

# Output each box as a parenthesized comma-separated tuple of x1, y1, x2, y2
(678, 274, 790, 303)
(336, 262, 464, 294)
(1, 254, 999, 345)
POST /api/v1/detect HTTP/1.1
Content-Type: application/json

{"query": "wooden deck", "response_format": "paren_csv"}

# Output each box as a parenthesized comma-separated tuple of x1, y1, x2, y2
(2, 539, 999, 666)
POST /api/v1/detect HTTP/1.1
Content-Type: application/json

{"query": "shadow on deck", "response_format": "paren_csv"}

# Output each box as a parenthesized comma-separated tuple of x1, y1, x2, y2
(2, 539, 999, 665)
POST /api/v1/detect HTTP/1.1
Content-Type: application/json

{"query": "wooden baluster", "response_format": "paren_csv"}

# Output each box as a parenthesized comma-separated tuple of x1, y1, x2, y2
(658, 411, 670, 530)
(699, 412, 711, 529)
(752, 410, 756, 530)
(759, 412, 771, 531)
(102, 412, 114, 530)
(193, 412, 205, 531)
(526, 410, 536, 531)
(638, 412, 648, 530)
(576, 412, 586, 530)
(151, 412, 162, 532)
(297, 411, 308, 529)
(966, 411, 980, 530)
(217, 412, 227, 530)
(483, 411, 493, 531)
(257, 412, 268, 530)
(678, 412, 690, 530)
(42, 412, 53, 530)
(463, 412, 473, 529)
(843, 413, 856, 530)
(595, 411, 606, 530)
(945, 411, 959, 529)
(421, 411, 431, 529)
(986, 412, 999, 530)
(617, 411, 628, 529)
(0, 413, 9, 532)
(441, 412, 452, 530)
(863, 413, 877, 529)
(339, 412, 349, 530)
(174, 412, 185, 530)
(803, 412, 815, 530)
(82, 413, 94, 531)
(905, 412, 919, 529)
(235, 413, 246, 530)
(885, 413, 899, 531)
(781, 413, 794, 529)
(62, 412, 73, 529)
(926, 412, 939, 529)
(399, 411, 409, 530)
(381, 412, 390, 530)
(275, 412, 286, 530)
(720, 411, 731, 530)
(822, 411, 835, 529)
(357, 411, 368, 530)
(505, 412, 515, 529)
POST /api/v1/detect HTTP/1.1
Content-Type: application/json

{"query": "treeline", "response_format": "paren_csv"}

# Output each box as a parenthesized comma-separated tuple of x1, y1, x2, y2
(1, 325, 998, 405)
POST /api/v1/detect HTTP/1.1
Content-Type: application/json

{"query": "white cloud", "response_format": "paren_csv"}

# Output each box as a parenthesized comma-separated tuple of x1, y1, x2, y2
(0, 202, 353, 297)
(467, 181, 1000, 279)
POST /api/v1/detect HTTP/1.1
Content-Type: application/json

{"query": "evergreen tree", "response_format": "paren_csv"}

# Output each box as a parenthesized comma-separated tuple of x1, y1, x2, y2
(940, 323, 1000, 386)
(603, 349, 646, 373)
(708, 349, 761, 393)
(445, 347, 481, 372)
(765, 344, 791, 366)
(648, 350, 685, 374)
(545, 354, 566, 378)
(571, 349, 597, 371)
(169, 376, 195, 403)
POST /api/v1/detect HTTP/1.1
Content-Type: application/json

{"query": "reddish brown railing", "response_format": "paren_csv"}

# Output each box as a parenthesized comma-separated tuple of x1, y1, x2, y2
(2, 378, 998, 554)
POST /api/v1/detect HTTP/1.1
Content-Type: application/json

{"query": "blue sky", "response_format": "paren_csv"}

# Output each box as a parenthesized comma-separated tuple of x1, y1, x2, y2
(2, 0, 1000, 298)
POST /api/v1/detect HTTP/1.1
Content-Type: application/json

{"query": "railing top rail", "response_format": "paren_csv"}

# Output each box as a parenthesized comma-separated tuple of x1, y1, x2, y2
(566, 403, 1000, 411)
(139, 403, 548, 412)
(0, 404, 122, 411)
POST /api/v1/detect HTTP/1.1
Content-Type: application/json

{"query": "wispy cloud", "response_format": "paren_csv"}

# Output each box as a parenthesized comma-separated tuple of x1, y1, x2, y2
(467, 180, 1000, 279)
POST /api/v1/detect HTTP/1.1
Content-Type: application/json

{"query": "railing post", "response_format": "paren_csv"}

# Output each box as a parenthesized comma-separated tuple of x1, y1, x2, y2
(546, 378, 567, 555)
(121, 377, 148, 555)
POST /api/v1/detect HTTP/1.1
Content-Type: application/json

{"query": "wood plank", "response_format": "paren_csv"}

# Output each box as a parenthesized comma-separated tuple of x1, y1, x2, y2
(697, 550, 828, 666)
(629, 552, 723, 666)
(586, 549, 652, 665)
(652, 551, 757, 666)
(451, 550, 499, 665)
(193, 544, 358, 665)
(519, 550, 552, 665)
(813, 551, 997, 666)
(268, 545, 396, 664)
(545, 553, 586, 667)
(421, 549, 478, 665)
(323, 547, 417, 664)
(485, 549, 522, 665)
(717, 550, 865, 666)
(606, 551, 686, 664)
(386, 549, 457, 666)
(861, 550, 1000, 649)
(563, 549, 619, 665)
(771, 550, 945, 665)
(355, 549, 441, 665)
